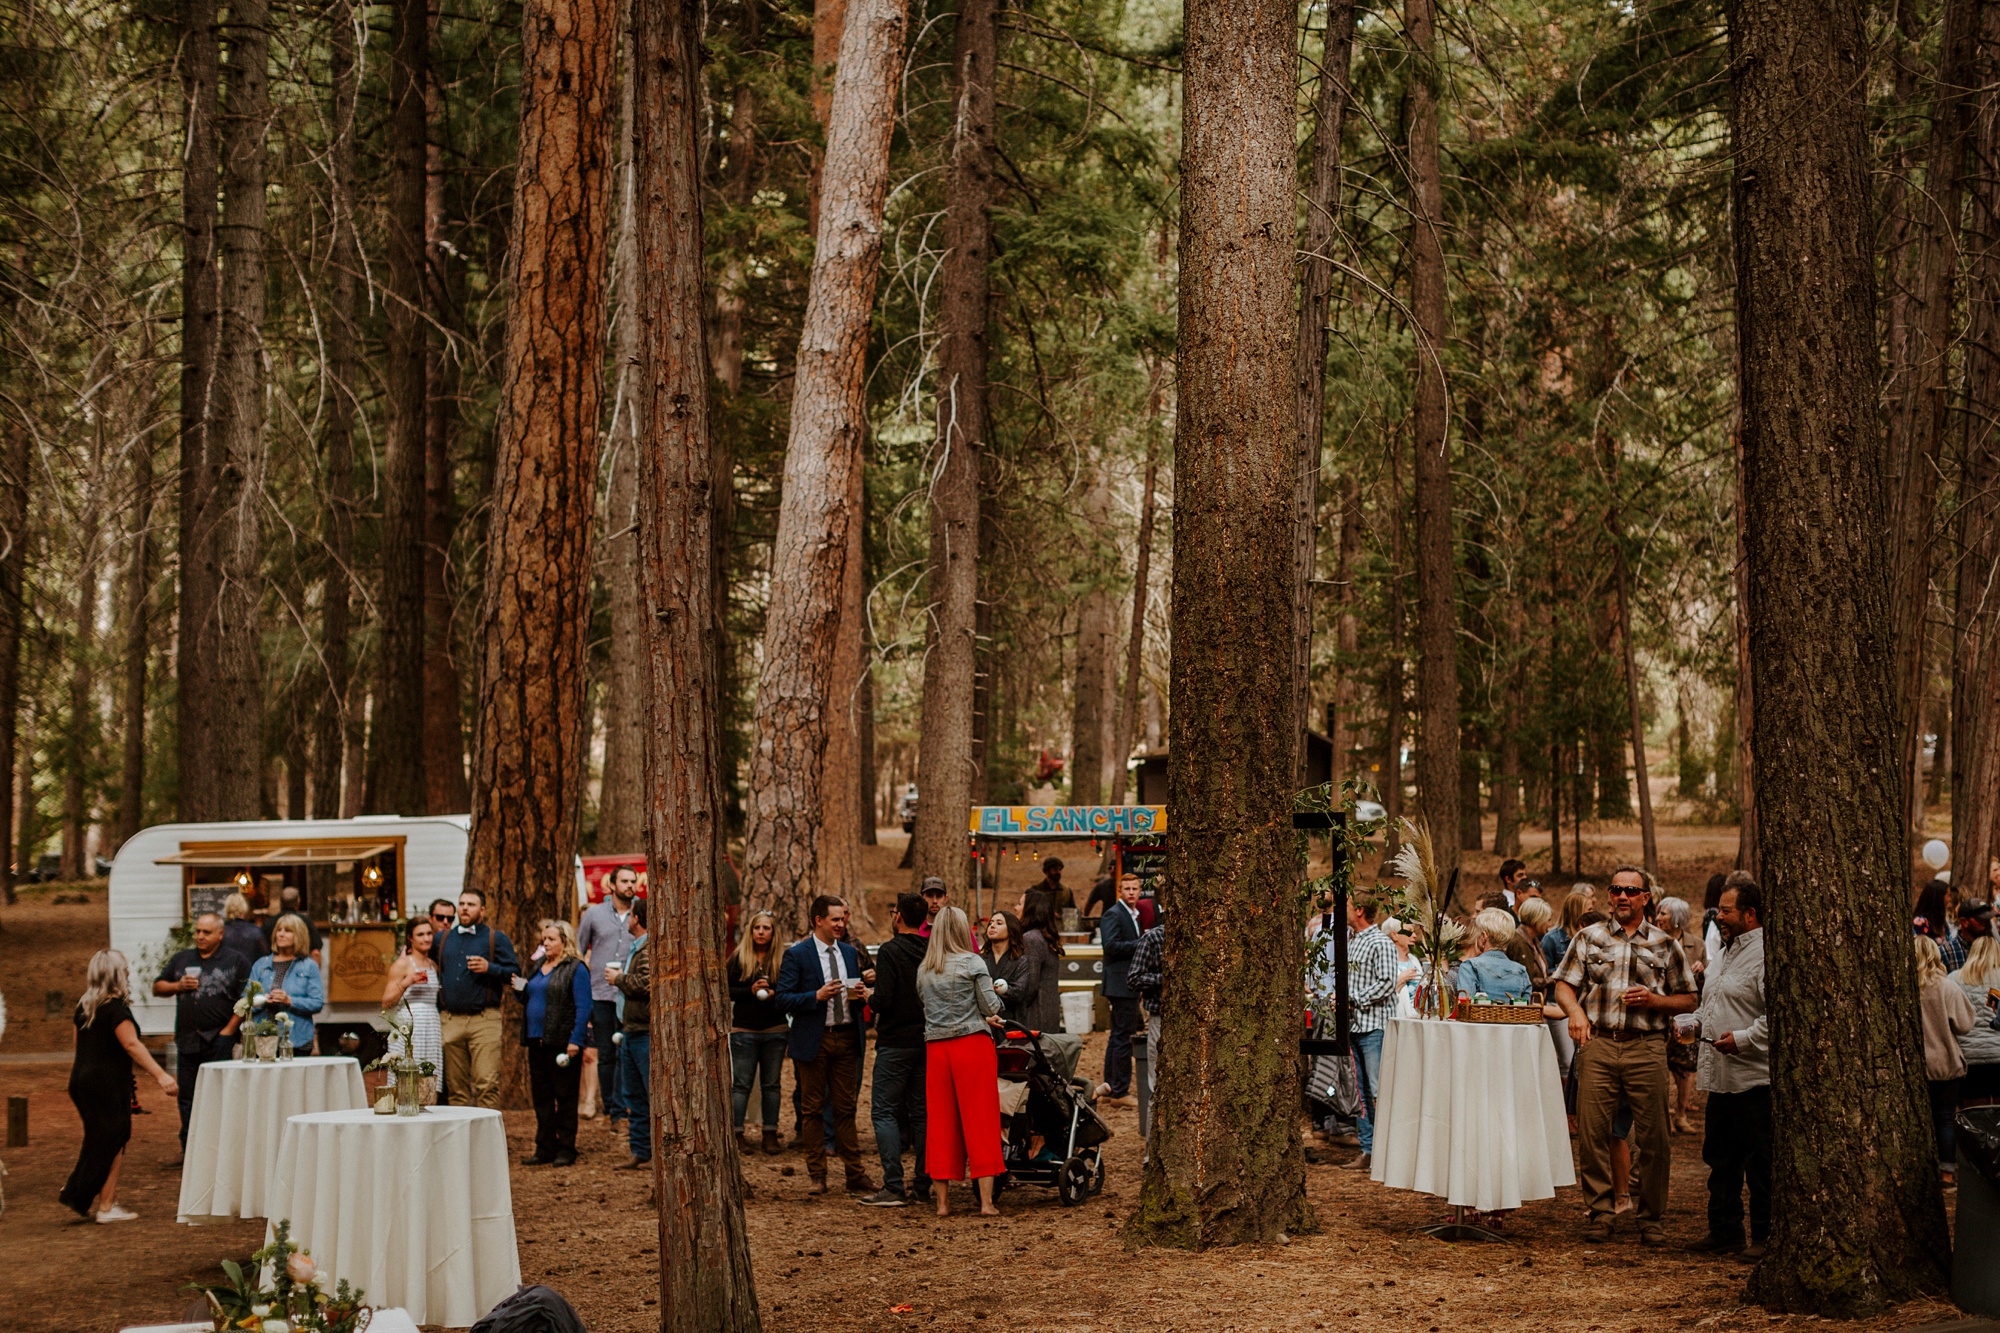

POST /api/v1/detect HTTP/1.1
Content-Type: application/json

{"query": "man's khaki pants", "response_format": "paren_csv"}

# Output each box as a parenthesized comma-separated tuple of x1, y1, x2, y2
(441, 1009, 505, 1109)
(1574, 1029, 1672, 1222)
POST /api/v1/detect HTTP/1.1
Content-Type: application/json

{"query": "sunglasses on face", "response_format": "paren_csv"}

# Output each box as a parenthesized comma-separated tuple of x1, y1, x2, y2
(1608, 886, 1648, 898)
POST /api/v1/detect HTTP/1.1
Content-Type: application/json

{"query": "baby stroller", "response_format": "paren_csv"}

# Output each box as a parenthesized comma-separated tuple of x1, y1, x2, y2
(992, 1028, 1112, 1206)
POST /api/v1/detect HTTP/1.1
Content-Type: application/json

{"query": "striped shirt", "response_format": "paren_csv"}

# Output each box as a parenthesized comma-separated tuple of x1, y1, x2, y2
(1347, 925, 1399, 1034)
(1548, 918, 1696, 1034)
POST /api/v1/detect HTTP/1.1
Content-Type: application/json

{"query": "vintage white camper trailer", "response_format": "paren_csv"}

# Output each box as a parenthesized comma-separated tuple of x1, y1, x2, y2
(111, 816, 473, 1038)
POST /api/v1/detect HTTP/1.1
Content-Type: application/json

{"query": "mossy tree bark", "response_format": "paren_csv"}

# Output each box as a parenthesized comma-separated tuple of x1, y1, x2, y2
(466, 0, 617, 1100)
(633, 1, 762, 1326)
(1129, 0, 1309, 1250)
(1729, 0, 1952, 1310)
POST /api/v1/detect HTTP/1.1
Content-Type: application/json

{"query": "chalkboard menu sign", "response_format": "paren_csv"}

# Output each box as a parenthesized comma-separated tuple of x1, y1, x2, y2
(188, 883, 233, 922)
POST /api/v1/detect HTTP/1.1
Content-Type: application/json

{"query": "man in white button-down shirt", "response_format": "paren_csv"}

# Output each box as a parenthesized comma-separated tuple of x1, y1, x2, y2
(1689, 878, 1771, 1259)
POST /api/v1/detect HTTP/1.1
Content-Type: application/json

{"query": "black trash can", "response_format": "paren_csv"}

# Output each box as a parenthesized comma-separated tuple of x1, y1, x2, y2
(1955, 1105, 2000, 1317)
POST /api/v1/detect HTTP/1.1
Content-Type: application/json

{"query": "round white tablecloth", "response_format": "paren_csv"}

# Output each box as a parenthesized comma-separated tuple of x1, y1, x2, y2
(177, 1057, 368, 1223)
(264, 1107, 520, 1328)
(1369, 1016, 1576, 1212)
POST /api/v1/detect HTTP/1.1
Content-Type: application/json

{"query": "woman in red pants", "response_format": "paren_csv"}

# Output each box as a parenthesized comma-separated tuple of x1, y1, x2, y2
(916, 906, 1008, 1216)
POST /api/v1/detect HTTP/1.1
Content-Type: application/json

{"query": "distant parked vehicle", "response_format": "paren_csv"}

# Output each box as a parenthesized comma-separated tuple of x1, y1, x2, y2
(898, 784, 920, 833)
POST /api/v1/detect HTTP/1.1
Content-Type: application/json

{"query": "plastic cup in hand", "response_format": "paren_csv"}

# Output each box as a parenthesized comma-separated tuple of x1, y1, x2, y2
(184, 967, 201, 986)
(1672, 1013, 1701, 1046)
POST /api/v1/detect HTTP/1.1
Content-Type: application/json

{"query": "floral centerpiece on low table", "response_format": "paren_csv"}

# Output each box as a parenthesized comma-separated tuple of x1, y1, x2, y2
(189, 1219, 371, 1332)
(1379, 818, 1467, 1020)
(232, 980, 285, 1061)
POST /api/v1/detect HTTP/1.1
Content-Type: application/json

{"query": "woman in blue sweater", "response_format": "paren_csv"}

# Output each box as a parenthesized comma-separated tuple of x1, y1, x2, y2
(512, 919, 593, 1165)
(248, 915, 325, 1052)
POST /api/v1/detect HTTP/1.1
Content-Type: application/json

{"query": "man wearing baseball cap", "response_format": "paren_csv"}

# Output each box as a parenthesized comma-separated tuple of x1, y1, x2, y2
(919, 876, 947, 937)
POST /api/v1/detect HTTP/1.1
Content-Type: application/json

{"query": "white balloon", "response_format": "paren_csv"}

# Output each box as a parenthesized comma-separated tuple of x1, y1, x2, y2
(1922, 838, 1951, 870)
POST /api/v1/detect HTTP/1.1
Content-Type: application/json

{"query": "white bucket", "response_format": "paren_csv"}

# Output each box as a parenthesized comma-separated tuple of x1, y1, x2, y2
(1060, 990, 1094, 1035)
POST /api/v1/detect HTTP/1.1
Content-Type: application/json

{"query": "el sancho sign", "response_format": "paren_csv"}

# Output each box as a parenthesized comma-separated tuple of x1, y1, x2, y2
(967, 805, 1168, 838)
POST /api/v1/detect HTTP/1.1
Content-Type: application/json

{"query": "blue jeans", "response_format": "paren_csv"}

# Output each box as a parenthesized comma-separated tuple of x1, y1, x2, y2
(592, 1000, 627, 1120)
(731, 1031, 787, 1131)
(1352, 1028, 1384, 1154)
(870, 1046, 927, 1193)
(620, 1032, 651, 1161)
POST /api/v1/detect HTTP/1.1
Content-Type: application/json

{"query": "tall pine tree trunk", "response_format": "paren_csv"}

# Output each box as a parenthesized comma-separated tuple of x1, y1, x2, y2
(1129, 0, 1306, 1249)
(739, 0, 905, 934)
(315, 0, 360, 819)
(466, 0, 618, 1097)
(1111, 381, 1161, 806)
(595, 9, 645, 852)
(60, 431, 105, 879)
(632, 1, 762, 1325)
(116, 439, 154, 848)
(424, 76, 470, 816)
(909, 0, 994, 888)
(1293, 0, 1355, 784)
(0, 419, 24, 900)
(1730, 0, 1951, 1309)
(1731, 403, 1759, 877)
(374, 0, 430, 815)
(1330, 474, 1361, 791)
(175, 0, 221, 821)
(1888, 0, 1975, 853)
(204, 0, 268, 819)
(1069, 468, 1113, 807)
(1406, 0, 1460, 875)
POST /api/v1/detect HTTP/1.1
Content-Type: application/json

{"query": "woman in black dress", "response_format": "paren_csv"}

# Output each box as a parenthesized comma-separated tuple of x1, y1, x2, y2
(63, 950, 177, 1222)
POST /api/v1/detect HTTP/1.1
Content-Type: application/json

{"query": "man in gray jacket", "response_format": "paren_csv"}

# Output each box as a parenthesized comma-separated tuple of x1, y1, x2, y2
(1690, 878, 1770, 1259)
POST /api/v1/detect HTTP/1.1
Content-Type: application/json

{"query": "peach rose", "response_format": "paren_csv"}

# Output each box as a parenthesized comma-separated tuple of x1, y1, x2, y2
(286, 1251, 316, 1285)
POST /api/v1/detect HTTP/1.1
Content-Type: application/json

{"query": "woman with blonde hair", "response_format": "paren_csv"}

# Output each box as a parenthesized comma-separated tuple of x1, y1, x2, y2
(62, 951, 177, 1221)
(1918, 934, 1977, 1180)
(249, 913, 325, 1053)
(1544, 886, 1593, 972)
(727, 909, 789, 1153)
(1455, 908, 1533, 1002)
(1951, 934, 2000, 1106)
(916, 906, 1006, 1216)
(512, 918, 593, 1165)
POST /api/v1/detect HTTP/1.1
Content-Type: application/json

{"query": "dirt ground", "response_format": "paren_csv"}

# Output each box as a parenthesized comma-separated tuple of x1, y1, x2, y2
(0, 822, 1976, 1331)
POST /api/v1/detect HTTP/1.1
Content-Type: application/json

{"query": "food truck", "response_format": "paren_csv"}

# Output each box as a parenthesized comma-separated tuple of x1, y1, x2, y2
(111, 816, 477, 1041)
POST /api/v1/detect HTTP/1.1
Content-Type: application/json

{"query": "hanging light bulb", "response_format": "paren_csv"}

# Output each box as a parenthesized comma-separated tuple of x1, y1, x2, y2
(233, 869, 252, 891)
(361, 865, 384, 890)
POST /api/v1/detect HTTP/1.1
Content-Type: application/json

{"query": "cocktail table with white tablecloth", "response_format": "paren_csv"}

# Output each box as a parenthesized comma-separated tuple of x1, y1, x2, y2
(177, 1057, 369, 1224)
(263, 1106, 521, 1328)
(1369, 1016, 1576, 1213)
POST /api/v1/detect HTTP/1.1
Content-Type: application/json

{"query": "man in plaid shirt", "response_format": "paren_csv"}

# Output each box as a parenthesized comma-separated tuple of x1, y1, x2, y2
(1550, 865, 1698, 1244)
(1341, 898, 1400, 1171)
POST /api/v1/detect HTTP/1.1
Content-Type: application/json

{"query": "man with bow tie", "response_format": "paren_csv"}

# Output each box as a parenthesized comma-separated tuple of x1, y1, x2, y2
(437, 888, 520, 1109)
(776, 894, 877, 1196)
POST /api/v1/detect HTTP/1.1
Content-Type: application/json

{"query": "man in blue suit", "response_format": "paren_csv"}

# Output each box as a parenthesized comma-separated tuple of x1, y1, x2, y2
(1097, 874, 1144, 1107)
(776, 894, 877, 1195)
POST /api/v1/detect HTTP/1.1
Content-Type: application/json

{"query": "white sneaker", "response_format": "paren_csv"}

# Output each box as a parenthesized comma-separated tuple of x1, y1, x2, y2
(95, 1205, 138, 1223)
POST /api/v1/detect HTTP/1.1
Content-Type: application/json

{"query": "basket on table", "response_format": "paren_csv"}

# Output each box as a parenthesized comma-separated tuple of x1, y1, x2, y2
(1459, 1001, 1545, 1025)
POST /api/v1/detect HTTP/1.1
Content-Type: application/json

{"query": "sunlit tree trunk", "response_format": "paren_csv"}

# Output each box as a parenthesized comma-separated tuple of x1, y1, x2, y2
(1129, 0, 1307, 1250)
(1730, 0, 1952, 1309)
(373, 0, 430, 815)
(632, 0, 762, 1326)
(739, 0, 905, 934)
(175, 0, 220, 821)
(1405, 0, 1459, 879)
(909, 0, 994, 886)
(466, 0, 618, 1097)
(1293, 0, 1355, 785)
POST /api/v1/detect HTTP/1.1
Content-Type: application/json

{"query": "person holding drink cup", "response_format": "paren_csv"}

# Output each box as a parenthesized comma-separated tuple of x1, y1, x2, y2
(776, 895, 876, 1195)
(151, 912, 251, 1160)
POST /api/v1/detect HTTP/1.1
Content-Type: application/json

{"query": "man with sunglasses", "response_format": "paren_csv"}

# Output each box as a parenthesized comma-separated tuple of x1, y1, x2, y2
(1550, 865, 1698, 1245)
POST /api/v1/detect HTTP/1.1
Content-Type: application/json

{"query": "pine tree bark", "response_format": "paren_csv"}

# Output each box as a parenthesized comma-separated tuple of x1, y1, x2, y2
(632, 1, 762, 1325)
(909, 0, 994, 888)
(175, 0, 222, 821)
(315, 0, 360, 819)
(116, 440, 155, 848)
(1730, 0, 1952, 1309)
(203, 0, 269, 820)
(1111, 384, 1162, 806)
(596, 10, 646, 853)
(1731, 407, 1759, 877)
(1888, 0, 1975, 853)
(1954, 0, 2000, 902)
(740, 0, 905, 934)
(373, 0, 430, 815)
(1293, 0, 1356, 785)
(1405, 0, 1460, 879)
(1069, 469, 1113, 807)
(466, 0, 618, 1099)
(1129, 0, 1307, 1249)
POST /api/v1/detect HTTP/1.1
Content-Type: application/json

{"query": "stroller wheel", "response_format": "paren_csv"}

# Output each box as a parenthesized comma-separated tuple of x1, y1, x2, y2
(1057, 1155, 1092, 1207)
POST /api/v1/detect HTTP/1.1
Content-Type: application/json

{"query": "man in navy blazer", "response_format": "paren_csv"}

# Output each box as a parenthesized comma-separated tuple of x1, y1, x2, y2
(1096, 874, 1144, 1107)
(776, 894, 876, 1194)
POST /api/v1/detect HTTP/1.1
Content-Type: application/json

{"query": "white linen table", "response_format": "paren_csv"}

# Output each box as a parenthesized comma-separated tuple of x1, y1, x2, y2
(177, 1056, 368, 1223)
(263, 1107, 520, 1328)
(1369, 1016, 1575, 1212)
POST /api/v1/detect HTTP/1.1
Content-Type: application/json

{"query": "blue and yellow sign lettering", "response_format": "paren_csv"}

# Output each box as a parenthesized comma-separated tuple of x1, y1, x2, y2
(966, 806, 1167, 838)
